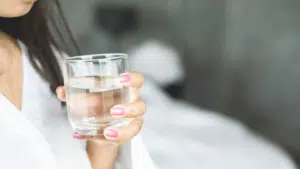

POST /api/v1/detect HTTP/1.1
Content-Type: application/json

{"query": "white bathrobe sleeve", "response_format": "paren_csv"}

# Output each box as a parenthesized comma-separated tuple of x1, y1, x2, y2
(79, 134, 158, 169)
(115, 135, 158, 169)
(0, 94, 59, 169)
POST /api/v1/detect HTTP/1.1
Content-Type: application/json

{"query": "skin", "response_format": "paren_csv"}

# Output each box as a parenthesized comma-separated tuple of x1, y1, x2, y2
(0, 0, 37, 17)
(0, 1, 146, 169)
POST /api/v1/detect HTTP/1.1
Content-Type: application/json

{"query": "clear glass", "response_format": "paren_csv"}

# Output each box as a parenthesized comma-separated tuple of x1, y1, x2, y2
(63, 53, 130, 136)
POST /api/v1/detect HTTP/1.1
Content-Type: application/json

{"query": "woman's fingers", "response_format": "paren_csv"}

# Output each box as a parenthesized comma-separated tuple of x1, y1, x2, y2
(72, 132, 107, 141)
(58, 71, 145, 143)
(103, 117, 143, 143)
(72, 133, 114, 146)
(56, 86, 139, 104)
(72, 117, 143, 144)
(128, 88, 140, 103)
(56, 86, 66, 102)
(110, 99, 146, 118)
(120, 72, 144, 88)
(56, 72, 144, 102)
(72, 132, 88, 140)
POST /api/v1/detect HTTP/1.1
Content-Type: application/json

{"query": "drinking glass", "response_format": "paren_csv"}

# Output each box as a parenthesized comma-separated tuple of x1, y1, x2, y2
(63, 53, 130, 136)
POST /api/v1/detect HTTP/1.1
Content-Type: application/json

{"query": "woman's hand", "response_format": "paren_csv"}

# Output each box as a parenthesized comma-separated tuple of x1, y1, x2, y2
(56, 72, 145, 144)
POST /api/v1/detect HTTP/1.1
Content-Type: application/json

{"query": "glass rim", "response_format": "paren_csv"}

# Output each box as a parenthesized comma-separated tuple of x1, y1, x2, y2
(65, 53, 128, 63)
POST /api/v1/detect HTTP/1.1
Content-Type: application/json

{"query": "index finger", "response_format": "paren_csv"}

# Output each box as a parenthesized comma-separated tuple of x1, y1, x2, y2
(120, 72, 144, 89)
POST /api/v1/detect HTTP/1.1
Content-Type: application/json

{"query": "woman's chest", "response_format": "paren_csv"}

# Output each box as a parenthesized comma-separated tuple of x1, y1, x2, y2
(21, 74, 91, 169)
(21, 55, 66, 131)
(0, 39, 23, 109)
(0, 67, 22, 109)
(0, 39, 91, 169)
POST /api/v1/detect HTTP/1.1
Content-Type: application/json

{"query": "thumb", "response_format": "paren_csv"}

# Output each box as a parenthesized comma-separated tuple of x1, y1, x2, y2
(56, 86, 66, 102)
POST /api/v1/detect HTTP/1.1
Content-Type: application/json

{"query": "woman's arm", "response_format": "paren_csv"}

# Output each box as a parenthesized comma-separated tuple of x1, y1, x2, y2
(87, 141, 120, 169)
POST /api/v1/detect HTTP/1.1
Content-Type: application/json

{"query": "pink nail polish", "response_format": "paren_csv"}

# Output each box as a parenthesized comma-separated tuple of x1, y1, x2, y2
(72, 133, 85, 140)
(104, 129, 119, 137)
(120, 74, 131, 83)
(111, 108, 125, 116)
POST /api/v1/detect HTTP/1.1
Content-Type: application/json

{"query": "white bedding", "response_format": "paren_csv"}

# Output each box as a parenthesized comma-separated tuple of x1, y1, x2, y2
(128, 39, 297, 169)
(140, 80, 297, 169)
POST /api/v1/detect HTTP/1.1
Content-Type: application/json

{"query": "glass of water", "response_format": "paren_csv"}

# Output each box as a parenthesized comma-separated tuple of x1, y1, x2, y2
(63, 53, 130, 136)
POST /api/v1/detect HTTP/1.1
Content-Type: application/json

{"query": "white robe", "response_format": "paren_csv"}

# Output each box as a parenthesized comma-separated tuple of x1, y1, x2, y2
(0, 41, 157, 169)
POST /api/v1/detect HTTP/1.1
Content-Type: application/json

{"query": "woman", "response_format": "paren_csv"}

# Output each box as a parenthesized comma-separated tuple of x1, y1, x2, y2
(0, 0, 155, 169)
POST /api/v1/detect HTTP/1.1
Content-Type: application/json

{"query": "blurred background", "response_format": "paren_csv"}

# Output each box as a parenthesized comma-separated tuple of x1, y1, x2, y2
(59, 0, 300, 168)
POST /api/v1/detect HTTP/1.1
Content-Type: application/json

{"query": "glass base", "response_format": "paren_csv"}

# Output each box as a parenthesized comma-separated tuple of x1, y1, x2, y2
(72, 118, 132, 136)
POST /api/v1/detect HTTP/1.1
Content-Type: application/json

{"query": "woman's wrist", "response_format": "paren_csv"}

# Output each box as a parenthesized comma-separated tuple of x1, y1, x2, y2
(88, 139, 120, 147)
(87, 140, 120, 169)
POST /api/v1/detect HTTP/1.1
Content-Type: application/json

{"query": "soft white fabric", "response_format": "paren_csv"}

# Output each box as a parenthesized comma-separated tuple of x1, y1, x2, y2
(0, 94, 58, 169)
(0, 41, 157, 169)
(128, 39, 184, 87)
(127, 40, 297, 169)
(140, 80, 297, 169)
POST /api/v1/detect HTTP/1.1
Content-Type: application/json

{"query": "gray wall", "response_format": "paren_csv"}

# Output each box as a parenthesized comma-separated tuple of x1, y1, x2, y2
(182, 0, 226, 110)
(220, 0, 300, 158)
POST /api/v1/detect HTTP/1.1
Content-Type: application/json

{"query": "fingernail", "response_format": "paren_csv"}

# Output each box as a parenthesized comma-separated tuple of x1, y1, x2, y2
(120, 74, 131, 83)
(111, 106, 125, 116)
(72, 133, 85, 140)
(104, 128, 119, 138)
